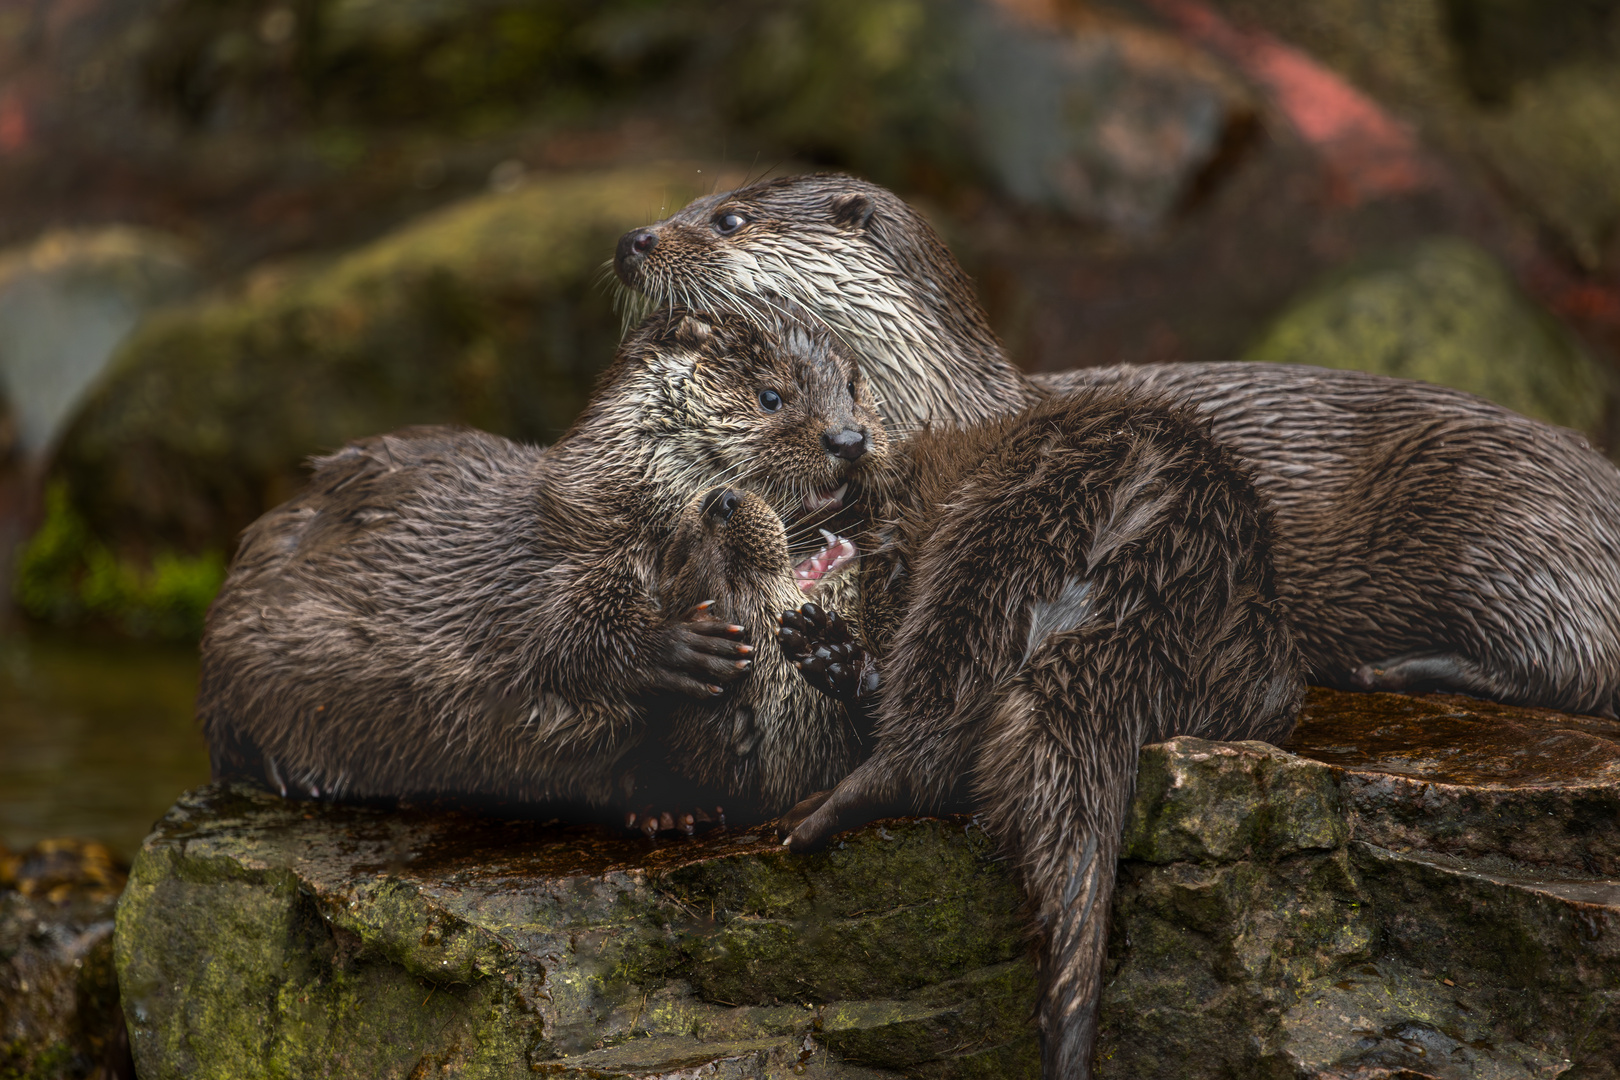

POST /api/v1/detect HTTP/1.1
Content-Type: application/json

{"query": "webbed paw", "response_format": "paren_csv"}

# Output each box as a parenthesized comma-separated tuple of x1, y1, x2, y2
(778, 603, 878, 703)
(648, 601, 753, 699)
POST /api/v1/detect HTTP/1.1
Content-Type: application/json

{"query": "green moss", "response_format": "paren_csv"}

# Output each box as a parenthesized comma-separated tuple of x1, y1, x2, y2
(1121, 740, 1347, 865)
(13, 481, 225, 641)
(52, 165, 712, 561)
(1242, 238, 1610, 436)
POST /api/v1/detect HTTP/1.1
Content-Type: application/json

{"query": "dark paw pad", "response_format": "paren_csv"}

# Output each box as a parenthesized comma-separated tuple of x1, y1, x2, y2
(778, 603, 867, 700)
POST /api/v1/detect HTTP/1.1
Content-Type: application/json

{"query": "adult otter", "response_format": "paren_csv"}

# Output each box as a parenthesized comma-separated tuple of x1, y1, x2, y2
(765, 388, 1303, 1079)
(198, 308, 876, 816)
(615, 174, 1620, 718)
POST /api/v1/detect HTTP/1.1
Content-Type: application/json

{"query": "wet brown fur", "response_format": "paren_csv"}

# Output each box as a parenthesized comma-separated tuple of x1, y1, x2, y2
(774, 390, 1303, 1078)
(617, 173, 1620, 718)
(198, 308, 877, 814)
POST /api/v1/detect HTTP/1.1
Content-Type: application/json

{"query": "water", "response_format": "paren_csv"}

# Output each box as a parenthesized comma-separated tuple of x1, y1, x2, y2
(0, 634, 210, 859)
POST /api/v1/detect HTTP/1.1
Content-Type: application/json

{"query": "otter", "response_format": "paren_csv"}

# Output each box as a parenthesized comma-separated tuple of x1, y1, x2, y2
(659, 485, 864, 816)
(198, 307, 877, 818)
(615, 173, 1620, 718)
(759, 389, 1304, 1079)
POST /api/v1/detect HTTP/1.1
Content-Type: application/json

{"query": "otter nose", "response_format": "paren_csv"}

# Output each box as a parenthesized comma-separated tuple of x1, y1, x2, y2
(614, 228, 659, 278)
(701, 487, 742, 524)
(821, 428, 868, 462)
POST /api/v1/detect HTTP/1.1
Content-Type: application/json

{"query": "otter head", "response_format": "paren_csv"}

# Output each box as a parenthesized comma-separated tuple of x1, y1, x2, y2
(605, 306, 889, 545)
(661, 488, 791, 615)
(659, 486, 862, 811)
(614, 174, 893, 315)
(612, 174, 1009, 427)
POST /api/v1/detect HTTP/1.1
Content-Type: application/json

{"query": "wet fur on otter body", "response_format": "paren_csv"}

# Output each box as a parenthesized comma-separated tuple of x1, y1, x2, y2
(783, 390, 1304, 1078)
(617, 174, 1620, 717)
(199, 310, 874, 813)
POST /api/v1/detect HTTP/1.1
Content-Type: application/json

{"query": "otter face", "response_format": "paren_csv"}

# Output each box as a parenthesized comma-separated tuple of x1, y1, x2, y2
(662, 488, 791, 611)
(614, 307, 890, 537)
(612, 175, 931, 342)
(612, 174, 1006, 428)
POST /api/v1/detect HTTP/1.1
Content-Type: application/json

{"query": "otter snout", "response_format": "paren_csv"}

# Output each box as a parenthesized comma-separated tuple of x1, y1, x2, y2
(614, 227, 660, 283)
(821, 427, 869, 462)
(702, 487, 743, 524)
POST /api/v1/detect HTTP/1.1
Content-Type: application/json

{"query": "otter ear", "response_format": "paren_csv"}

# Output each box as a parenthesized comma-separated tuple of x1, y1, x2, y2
(830, 193, 876, 231)
(672, 314, 713, 346)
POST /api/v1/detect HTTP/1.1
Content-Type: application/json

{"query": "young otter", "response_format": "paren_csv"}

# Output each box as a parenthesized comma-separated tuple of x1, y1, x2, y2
(659, 486, 862, 814)
(615, 173, 1620, 718)
(767, 389, 1304, 1080)
(198, 308, 878, 815)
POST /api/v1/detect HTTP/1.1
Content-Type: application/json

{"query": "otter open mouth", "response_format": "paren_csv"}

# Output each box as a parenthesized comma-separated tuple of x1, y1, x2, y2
(802, 483, 848, 517)
(793, 528, 858, 594)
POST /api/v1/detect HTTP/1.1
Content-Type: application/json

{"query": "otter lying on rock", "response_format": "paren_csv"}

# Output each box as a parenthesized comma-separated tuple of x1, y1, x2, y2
(616, 173, 1620, 718)
(199, 309, 875, 818)
(762, 386, 1303, 1080)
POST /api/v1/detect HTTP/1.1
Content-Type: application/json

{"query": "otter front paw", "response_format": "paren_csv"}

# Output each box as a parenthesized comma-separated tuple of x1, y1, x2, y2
(649, 601, 753, 699)
(778, 603, 878, 704)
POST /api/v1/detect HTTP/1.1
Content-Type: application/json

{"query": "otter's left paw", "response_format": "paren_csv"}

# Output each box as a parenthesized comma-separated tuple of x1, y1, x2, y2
(778, 603, 877, 704)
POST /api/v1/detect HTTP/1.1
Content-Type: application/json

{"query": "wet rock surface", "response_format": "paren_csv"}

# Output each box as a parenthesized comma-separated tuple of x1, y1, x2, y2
(115, 789, 1037, 1079)
(114, 688, 1620, 1079)
(1, 838, 132, 1080)
(1099, 687, 1620, 1078)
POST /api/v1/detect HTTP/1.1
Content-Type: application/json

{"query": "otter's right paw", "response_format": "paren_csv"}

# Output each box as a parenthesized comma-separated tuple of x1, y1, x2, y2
(649, 601, 753, 699)
(778, 603, 877, 703)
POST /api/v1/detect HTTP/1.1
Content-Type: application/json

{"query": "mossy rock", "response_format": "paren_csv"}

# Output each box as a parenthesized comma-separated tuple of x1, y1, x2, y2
(1098, 691, 1620, 1078)
(115, 788, 1038, 1079)
(0, 839, 130, 1080)
(1241, 237, 1611, 439)
(115, 689, 1620, 1078)
(50, 164, 710, 558)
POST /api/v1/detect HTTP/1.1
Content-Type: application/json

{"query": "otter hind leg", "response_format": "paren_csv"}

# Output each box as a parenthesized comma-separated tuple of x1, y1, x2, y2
(1352, 652, 1519, 701)
(974, 665, 1142, 1080)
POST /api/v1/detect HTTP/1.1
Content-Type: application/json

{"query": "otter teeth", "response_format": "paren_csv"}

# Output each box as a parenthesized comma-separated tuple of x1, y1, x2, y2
(802, 483, 849, 517)
(793, 533, 859, 594)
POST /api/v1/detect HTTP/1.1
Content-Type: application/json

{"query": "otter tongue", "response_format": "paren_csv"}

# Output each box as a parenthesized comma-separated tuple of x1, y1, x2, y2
(793, 530, 858, 594)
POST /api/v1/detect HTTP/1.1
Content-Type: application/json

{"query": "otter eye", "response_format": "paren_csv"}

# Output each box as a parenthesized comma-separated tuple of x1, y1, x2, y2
(714, 212, 747, 235)
(757, 389, 783, 412)
(847, 380, 856, 399)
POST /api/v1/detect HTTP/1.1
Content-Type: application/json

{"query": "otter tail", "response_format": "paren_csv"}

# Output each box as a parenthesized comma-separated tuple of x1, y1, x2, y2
(973, 628, 1150, 1080)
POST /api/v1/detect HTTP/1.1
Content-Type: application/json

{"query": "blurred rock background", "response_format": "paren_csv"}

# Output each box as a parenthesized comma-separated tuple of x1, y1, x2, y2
(1, 0, 1618, 642)
(1, 0, 1619, 857)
